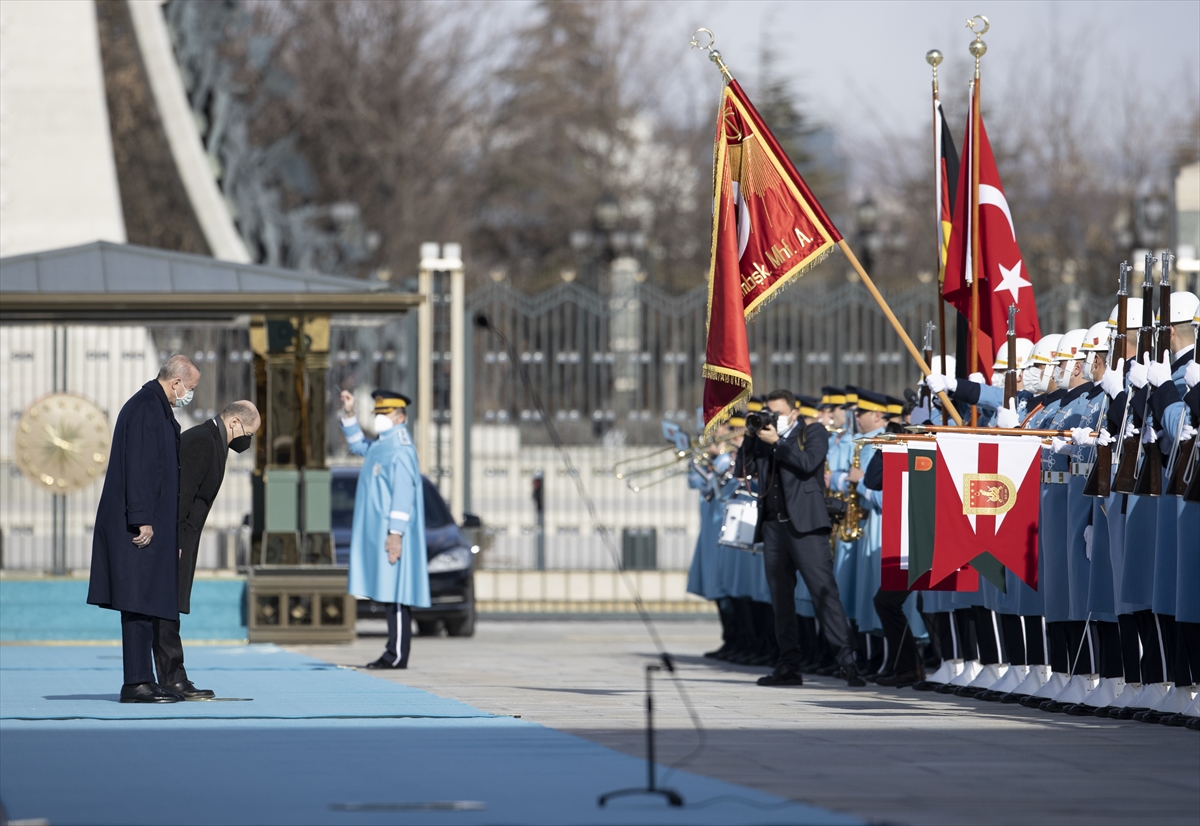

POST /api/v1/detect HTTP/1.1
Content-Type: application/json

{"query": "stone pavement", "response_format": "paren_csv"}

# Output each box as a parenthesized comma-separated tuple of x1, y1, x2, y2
(293, 618, 1200, 826)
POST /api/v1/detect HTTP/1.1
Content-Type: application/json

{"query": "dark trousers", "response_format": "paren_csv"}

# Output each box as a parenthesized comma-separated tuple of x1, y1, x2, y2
(952, 609, 978, 660)
(1096, 621, 1124, 679)
(762, 521, 852, 671)
(384, 603, 412, 667)
(152, 618, 189, 686)
(122, 612, 188, 686)
(998, 614, 1026, 665)
(873, 589, 919, 674)
(1024, 616, 1047, 665)
(972, 607, 1001, 665)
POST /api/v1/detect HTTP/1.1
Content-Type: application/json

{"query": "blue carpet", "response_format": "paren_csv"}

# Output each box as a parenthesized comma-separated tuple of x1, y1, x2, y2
(0, 646, 860, 825)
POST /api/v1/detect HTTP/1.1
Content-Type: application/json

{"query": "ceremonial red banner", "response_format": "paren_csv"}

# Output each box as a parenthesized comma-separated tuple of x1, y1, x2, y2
(930, 433, 1041, 589)
(942, 82, 1041, 381)
(702, 81, 841, 434)
(880, 445, 979, 592)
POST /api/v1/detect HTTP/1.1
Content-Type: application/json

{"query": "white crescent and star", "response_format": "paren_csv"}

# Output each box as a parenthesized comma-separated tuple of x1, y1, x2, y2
(979, 184, 1016, 241)
(979, 184, 1030, 302)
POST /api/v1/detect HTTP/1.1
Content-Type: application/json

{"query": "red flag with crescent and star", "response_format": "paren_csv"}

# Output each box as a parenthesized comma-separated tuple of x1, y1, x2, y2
(702, 81, 841, 435)
(942, 82, 1041, 382)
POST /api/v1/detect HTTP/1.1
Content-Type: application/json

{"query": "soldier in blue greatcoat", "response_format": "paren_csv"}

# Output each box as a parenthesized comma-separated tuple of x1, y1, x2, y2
(339, 389, 430, 669)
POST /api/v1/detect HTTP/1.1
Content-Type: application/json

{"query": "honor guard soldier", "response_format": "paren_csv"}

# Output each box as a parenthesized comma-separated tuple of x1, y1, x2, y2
(689, 421, 739, 659)
(339, 389, 431, 669)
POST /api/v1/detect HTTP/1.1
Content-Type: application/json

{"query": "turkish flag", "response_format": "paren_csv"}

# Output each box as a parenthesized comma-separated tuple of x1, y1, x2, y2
(942, 80, 1041, 381)
(930, 433, 1041, 589)
(880, 444, 980, 592)
(702, 81, 840, 434)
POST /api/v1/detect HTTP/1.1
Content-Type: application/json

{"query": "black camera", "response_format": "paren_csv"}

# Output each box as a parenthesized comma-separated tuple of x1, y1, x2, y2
(744, 410, 774, 437)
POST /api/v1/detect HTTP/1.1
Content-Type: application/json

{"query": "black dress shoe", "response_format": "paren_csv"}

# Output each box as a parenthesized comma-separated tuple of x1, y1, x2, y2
(119, 682, 181, 703)
(1063, 704, 1096, 717)
(1092, 705, 1113, 718)
(866, 669, 893, 685)
(976, 690, 1004, 702)
(163, 680, 215, 700)
(839, 664, 867, 687)
(364, 655, 406, 669)
(999, 692, 1026, 704)
(1160, 713, 1190, 727)
(954, 685, 983, 697)
(1019, 694, 1046, 708)
(704, 644, 733, 659)
(876, 669, 923, 688)
(1110, 706, 1144, 720)
(1186, 716, 1200, 731)
(935, 682, 959, 694)
(756, 669, 803, 687)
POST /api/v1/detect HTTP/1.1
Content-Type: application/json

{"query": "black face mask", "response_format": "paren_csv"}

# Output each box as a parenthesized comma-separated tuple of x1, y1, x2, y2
(228, 420, 253, 454)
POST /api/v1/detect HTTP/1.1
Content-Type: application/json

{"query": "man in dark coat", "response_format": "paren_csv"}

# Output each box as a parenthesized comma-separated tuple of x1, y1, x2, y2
(152, 400, 260, 699)
(88, 355, 200, 703)
(734, 388, 863, 688)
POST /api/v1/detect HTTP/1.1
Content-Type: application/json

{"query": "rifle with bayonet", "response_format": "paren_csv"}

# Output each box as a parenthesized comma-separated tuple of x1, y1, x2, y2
(1004, 304, 1019, 407)
(1132, 250, 1173, 496)
(1113, 253, 1157, 493)
(1085, 262, 1129, 497)
(921, 321, 935, 410)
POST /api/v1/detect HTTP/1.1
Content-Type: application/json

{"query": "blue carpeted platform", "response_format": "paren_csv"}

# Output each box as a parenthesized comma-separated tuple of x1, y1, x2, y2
(0, 646, 860, 825)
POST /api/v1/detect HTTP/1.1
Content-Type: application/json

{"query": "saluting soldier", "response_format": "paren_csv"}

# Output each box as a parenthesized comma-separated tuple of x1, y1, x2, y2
(339, 389, 431, 669)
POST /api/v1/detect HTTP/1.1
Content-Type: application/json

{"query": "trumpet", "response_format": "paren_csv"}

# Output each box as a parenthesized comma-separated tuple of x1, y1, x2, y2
(614, 429, 741, 492)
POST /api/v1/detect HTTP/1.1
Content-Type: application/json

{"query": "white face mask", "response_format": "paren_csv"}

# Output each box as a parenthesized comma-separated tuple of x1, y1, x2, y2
(990, 371, 1006, 388)
(173, 384, 194, 409)
(373, 414, 395, 434)
(776, 414, 791, 433)
(1052, 363, 1068, 387)
(1022, 366, 1040, 389)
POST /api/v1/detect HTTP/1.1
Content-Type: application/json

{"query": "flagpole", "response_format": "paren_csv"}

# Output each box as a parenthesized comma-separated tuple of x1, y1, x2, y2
(967, 17, 988, 426)
(927, 50, 948, 376)
(838, 240, 964, 426)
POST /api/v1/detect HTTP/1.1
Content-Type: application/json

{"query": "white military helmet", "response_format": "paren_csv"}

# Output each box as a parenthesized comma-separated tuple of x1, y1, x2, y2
(1156, 291, 1200, 325)
(1108, 298, 1143, 330)
(1029, 334, 1063, 365)
(993, 337, 1035, 371)
(1054, 329, 1089, 361)
(1082, 321, 1110, 353)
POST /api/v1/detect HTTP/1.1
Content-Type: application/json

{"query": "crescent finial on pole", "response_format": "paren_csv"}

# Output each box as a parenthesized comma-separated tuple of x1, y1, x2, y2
(966, 15, 989, 76)
(690, 28, 733, 83)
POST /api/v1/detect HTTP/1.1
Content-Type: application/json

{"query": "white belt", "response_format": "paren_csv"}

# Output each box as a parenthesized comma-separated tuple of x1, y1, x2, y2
(1042, 471, 1069, 485)
(1070, 462, 1093, 477)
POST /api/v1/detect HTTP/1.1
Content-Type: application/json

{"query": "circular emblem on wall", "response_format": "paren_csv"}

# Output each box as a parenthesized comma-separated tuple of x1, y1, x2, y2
(14, 393, 110, 494)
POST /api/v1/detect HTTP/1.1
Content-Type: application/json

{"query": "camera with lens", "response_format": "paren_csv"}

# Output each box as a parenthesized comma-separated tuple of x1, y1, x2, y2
(744, 410, 774, 437)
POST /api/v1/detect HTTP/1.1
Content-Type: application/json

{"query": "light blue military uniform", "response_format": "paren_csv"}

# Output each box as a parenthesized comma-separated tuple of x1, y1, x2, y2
(1058, 385, 1104, 622)
(1149, 348, 1195, 618)
(852, 427, 885, 634)
(1120, 386, 1159, 611)
(828, 425, 860, 623)
(341, 417, 431, 608)
(686, 452, 736, 600)
(1174, 377, 1199, 625)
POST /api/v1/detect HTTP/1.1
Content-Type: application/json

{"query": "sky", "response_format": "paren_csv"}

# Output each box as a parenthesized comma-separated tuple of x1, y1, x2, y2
(666, 0, 1199, 143)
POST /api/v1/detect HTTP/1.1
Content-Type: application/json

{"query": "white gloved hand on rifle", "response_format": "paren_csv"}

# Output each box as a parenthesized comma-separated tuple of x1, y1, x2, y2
(1124, 420, 1139, 440)
(1096, 428, 1114, 447)
(925, 373, 956, 395)
(1101, 359, 1125, 399)
(1142, 425, 1158, 444)
(1180, 424, 1198, 442)
(1128, 354, 1150, 389)
(1146, 351, 1172, 388)
(996, 398, 1020, 429)
(1070, 427, 1097, 447)
(1185, 360, 1199, 390)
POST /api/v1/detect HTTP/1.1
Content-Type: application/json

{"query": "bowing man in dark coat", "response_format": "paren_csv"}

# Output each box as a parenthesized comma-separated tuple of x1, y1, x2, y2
(152, 400, 260, 699)
(87, 355, 200, 703)
(734, 388, 862, 688)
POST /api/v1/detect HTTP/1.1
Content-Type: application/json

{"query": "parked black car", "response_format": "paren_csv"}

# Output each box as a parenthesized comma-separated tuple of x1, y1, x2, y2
(330, 467, 479, 636)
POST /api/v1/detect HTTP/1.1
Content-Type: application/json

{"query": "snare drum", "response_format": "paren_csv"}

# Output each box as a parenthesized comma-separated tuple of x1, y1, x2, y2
(718, 493, 762, 553)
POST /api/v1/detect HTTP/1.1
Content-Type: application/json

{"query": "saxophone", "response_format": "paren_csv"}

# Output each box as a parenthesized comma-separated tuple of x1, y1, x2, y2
(836, 440, 865, 542)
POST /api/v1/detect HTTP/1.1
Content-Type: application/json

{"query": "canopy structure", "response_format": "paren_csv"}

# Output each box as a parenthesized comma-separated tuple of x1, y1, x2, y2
(0, 241, 421, 321)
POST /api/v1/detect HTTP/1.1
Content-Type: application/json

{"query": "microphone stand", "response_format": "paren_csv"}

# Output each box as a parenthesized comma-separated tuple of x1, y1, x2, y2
(598, 656, 683, 808)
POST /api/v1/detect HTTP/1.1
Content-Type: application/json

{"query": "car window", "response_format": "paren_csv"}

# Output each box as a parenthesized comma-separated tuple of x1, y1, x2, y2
(423, 478, 453, 529)
(331, 476, 357, 529)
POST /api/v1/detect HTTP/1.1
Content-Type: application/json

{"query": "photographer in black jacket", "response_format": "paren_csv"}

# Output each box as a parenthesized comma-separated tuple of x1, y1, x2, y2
(734, 389, 865, 687)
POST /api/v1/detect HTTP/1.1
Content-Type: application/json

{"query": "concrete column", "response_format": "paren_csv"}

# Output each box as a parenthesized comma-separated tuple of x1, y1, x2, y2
(416, 266, 433, 474)
(450, 262, 466, 523)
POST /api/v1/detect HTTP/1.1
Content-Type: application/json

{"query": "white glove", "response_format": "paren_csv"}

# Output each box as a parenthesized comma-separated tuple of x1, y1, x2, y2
(996, 398, 1020, 429)
(1101, 359, 1125, 399)
(1096, 428, 1114, 446)
(1070, 427, 1097, 447)
(1124, 421, 1139, 440)
(1128, 354, 1150, 389)
(925, 373, 956, 395)
(1142, 425, 1157, 444)
(1185, 360, 1199, 390)
(1083, 525, 1093, 562)
(1146, 351, 1172, 388)
(1051, 437, 1072, 455)
(968, 372, 986, 385)
(1180, 424, 1198, 442)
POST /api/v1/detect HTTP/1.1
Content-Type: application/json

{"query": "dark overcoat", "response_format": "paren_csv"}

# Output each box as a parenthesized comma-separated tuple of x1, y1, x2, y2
(734, 421, 830, 538)
(177, 419, 227, 613)
(87, 380, 181, 620)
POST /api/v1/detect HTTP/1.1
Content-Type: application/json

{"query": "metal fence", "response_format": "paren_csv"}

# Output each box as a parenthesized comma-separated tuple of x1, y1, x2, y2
(0, 280, 1114, 573)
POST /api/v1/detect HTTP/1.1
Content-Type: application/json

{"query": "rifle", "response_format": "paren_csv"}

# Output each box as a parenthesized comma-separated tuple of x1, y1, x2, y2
(1166, 404, 1195, 496)
(1004, 304, 1019, 407)
(1084, 262, 1129, 497)
(1131, 250, 1174, 496)
(1113, 252, 1157, 494)
(921, 321, 935, 410)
